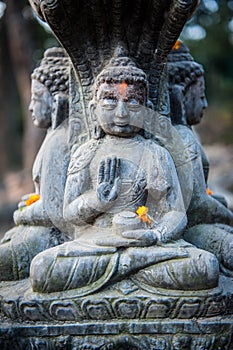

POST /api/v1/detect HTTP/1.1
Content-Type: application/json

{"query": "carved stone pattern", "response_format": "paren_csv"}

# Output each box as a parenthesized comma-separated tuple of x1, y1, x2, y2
(0, 332, 232, 350)
(68, 67, 91, 148)
(29, 0, 199, 110)
(14, 294, 231, 322)
(1, 278, 232, 322)
(41, 0, 59, 10)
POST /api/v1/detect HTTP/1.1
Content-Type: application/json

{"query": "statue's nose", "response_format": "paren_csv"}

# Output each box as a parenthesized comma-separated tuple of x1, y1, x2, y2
(203, 96, 208, 109)
(29, 101, 33, 112)
(115, 100, 129, 118)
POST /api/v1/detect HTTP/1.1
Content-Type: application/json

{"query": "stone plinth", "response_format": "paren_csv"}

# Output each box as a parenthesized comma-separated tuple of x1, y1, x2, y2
(0, 276, 233, 349)
(1, 317, 233, 350)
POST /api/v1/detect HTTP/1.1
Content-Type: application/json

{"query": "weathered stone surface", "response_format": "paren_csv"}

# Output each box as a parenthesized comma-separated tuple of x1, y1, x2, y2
(0, 318, 233, 349)
(1, 1, 233, 348)
(0, 276, 233, 322)
(3, 276, 233, 349)
(0, 48, 71, 282)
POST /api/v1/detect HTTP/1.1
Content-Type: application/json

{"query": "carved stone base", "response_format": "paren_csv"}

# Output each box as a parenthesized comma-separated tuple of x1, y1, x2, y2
(0, 317, 233, 349)
(0, 276, 233, 349)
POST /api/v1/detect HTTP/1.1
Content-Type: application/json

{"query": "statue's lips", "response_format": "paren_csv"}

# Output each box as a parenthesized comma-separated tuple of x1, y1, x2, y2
(115, 123, 129, 127)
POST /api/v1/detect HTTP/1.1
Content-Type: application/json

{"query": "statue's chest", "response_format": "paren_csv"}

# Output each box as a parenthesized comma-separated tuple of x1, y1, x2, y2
(90, 142, 148, 209)
(32, 131, 51, 190)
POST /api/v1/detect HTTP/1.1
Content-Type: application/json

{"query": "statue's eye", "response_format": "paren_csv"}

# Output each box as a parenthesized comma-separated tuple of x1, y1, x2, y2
(128, 98, 140, 109)
(101, 98, 117, 109)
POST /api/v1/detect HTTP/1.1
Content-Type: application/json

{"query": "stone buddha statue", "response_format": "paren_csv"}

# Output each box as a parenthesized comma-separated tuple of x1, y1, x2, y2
(30, 55, 219, 294)
(0, 48, 71, 281)
(167, 43, 233, 275)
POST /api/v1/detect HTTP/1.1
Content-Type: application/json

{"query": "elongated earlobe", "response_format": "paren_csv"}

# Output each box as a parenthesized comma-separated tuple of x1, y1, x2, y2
(169, 85, 186, 125)
(51, 93, 69, 129)
(89, 100, 104, 139)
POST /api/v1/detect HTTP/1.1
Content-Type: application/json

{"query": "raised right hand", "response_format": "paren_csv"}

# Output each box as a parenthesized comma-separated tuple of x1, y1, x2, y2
(97, 157, 121, 204)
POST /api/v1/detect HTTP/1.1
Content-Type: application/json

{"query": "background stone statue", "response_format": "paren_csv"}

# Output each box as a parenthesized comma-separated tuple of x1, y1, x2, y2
(0, 47, 71, 281)
(30, 54, 219, 294)
(167, 42, 233, 275)
(1, 3, 233, 348)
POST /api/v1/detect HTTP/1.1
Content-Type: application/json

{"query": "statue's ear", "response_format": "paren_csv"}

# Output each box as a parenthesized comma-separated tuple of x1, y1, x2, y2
(51, 93, 69, 129)
(88, 99, 104, 139)
(89, 100, 96, 121)
(169, 85, 186, 125)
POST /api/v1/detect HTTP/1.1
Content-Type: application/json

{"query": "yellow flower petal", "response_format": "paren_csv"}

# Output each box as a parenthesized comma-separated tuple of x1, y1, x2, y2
(136, 206, 152, 226)
(25, 194, 40, 206)
(136, 206, 149, 216)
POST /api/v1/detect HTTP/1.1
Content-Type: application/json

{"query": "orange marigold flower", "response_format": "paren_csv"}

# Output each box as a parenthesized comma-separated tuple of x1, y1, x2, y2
(172, 40, 182, 50)
(25, 194, 40, 206)
(136, 206, 148, 216)
(136, 206, 152, 226)
(206, 187, 213, 195)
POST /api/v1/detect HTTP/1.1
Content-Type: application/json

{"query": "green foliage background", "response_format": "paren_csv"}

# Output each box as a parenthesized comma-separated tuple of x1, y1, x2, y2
(182, 0, 233, 143)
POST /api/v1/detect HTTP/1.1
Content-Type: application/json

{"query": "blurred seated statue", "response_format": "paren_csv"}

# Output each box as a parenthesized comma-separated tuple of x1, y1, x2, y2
(167, 42, 233, 275)
(30, 54, 219, 294)
(0, 48, 71, 281)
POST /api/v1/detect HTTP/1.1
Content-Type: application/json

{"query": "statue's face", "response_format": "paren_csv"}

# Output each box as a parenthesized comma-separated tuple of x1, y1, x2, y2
(95, 82, 146, 137)
(184, 76, 208, 125)
(29, 79, 52, 129)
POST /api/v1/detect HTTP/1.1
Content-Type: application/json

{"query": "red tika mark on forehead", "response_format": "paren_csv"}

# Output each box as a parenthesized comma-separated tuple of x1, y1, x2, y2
(118, 81, 128, 97)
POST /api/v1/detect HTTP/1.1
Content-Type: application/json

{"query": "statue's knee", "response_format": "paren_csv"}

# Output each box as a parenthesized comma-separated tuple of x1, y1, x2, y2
(0, 243, 14, 280)
(194, 250, 219, 288)
(30, 251, 55, 292)
(222, 235, 233, 270)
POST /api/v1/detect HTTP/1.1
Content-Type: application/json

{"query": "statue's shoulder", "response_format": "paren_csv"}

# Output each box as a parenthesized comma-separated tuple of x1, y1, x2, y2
(145, 138, 171, 159)
(174, 125, 200, 161)
(174, 125, 196, 145)
(68, 139, 102, 175)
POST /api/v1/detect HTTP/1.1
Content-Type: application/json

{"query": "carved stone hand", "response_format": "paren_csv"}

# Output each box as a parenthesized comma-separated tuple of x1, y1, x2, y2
(121, 229, 158, 246)
(97, 157, 121, 204)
